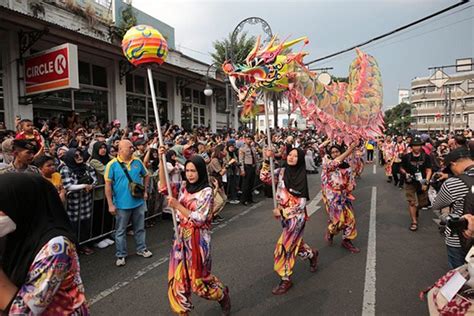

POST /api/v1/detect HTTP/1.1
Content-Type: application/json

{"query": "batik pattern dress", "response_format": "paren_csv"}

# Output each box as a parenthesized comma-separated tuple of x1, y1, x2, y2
(321, 157, 357, 240)
(260, 162, 315, 280)
(163, 182, 226, 314)
(382, 141, 395, 176)
(350, 146, 365, 178)
(9, 236, 89, 315)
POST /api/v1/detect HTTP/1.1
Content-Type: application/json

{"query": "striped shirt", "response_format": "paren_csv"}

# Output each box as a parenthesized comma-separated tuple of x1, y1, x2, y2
(432, 169, 474, 247)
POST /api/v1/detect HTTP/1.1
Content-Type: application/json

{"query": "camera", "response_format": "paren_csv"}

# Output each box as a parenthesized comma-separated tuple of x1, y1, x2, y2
(446, 214, 468, 233)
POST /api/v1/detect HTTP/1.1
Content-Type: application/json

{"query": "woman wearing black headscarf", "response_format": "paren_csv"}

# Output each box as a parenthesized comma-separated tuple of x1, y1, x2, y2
(320, 142, 360, 253)
(60, 148, 97, 255)
(158, 150, 231, 315)
(0, 173, 89, 314)
(261, 147, 319, 295)
(89, 142, 114, 248)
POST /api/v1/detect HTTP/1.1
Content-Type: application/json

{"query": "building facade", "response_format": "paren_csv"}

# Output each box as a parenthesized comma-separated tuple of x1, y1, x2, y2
(410, 70, 474, 132)
(0, 0, 236, 132)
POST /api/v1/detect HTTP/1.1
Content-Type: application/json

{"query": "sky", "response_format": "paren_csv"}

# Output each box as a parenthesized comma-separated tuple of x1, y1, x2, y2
(132, 0, 473, 109)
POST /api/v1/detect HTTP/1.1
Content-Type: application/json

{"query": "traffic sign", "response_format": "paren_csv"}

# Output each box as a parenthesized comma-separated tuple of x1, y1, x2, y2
(429, 69, 450, 88)
(459, 79, 474, 94)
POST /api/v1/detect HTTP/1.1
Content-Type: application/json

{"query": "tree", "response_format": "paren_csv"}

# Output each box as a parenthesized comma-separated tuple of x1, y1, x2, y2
(211, 32, 256, 66)
(384, 102, 414, 135)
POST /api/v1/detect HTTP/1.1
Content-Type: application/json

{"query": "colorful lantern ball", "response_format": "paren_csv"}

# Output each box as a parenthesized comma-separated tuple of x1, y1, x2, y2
(122, 25, 168, 67)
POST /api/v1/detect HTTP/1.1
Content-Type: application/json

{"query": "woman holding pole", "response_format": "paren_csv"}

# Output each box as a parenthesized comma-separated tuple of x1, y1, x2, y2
(158, 148, 231, 315)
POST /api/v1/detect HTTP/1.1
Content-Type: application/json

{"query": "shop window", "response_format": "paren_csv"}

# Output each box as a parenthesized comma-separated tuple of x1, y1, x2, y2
(147, 99, 168, 125)
(158, 81, 167, 99)
(181, 103, 192, 130)
(199, 108, 205, 125)
(184, 88, 192, 102)
(92, 65, 107, 87)
(74, 89, 108, 124)
(199, 91, 206, 105)
(193, 90, 200, 103)
(126, 95, 146, 124)
(126, 74, 133, 92)
(135, 75, 145, 94)
(79, 61, 91, 85)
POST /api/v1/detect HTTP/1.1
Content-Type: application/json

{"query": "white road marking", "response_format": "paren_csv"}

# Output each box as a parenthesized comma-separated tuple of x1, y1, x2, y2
(362, 186, 377, 316)
(373, 164, 376, 174)
(89, 201, 263, 306)
(307, 190, 323, 216)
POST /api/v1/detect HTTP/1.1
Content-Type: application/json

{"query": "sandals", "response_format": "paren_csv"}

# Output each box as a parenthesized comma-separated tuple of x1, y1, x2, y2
(409, 223, 418, 232)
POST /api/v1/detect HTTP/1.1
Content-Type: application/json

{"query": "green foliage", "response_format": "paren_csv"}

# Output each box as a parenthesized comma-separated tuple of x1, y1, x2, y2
(384, 102, 414, 135)
(211, 32, 256, 66)
(114, 3, 137, 39)
(332, 76, 349, 83)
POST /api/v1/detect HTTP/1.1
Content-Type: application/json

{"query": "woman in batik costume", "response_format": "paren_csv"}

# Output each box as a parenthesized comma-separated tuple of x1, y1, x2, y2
(321, 142, 361, 253)
(158, 150, 230, 316)
(261, 147, 319, 296)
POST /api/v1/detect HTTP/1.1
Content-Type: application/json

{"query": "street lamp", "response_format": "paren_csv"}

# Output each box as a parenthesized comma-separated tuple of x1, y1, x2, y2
(204, 83, 213, 96)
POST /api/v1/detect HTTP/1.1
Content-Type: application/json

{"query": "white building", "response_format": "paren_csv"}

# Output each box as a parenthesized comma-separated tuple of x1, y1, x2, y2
(0, 0, 237, 132)
(398, 89, 410, 104)
(410, 67, 474, 132)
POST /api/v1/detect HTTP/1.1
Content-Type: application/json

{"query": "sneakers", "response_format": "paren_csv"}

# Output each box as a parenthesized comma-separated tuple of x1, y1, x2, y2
(218, 286, 231, 316)
(253, 190, 260, 195)
(104, 238, 115, 246)
(94, 240, 110, 249)
(272, 279, 293, 295)
(341, 239, 360, 253)
(136, 249, 153, 258)
(229, 200, 240, 204)
(116, 257, 126, 267)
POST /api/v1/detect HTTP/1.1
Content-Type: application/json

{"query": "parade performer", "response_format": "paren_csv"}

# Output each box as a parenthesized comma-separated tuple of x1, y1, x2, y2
(158, 148, 230, 315)
(382, 136, 395, 182)
(0, 173, 89, 315)
(261, 147, 319, 295)
(321, 142, 361, 253)
(350, 140, 365, 178)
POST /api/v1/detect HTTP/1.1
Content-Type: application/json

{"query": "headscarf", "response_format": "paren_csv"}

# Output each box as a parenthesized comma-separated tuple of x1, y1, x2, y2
(63, 148, 87, 175)
(283, 148, 309, 199)
(91, 141, 110, 166)
(0, 173, 76, 287)
(166, 149, 177, 167)
(185, 155, 210, 194)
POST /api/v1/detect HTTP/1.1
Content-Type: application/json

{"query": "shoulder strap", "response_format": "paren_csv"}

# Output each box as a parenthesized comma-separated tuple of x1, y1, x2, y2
(456, 173, 474, 215)
(119, 162, 134, 184)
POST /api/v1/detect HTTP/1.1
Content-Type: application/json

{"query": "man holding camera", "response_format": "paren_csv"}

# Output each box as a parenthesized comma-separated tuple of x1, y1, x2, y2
(400, 137, 432, 232)
(432, 147, 474, 269)
(105, 139, 152, 267)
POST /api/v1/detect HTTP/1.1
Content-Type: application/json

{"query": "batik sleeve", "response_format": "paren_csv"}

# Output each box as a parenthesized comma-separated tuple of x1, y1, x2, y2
(188, 187, 213, 227)
(9, 239, 73, 315)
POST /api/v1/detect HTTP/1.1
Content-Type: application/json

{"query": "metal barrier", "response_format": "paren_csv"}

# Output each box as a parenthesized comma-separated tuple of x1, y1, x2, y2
(66, 183, 163, 246)
(66, 174, 263, 246)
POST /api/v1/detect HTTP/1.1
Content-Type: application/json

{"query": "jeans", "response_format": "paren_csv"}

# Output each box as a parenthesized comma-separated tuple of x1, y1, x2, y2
(447, 245, 466, 270)
(115, 203, 147, 258)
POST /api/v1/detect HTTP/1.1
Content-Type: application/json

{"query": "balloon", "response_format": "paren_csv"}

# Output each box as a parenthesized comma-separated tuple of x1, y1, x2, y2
(122, 25, 168, 67)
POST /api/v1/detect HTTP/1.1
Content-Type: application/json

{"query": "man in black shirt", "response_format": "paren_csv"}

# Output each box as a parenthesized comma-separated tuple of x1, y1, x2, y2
(400, 137, 432, 232)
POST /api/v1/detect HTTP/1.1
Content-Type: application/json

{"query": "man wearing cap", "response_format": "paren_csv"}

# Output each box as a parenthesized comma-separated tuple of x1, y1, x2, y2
(400, 137, 432, 232)
(239, 134, 257, 205)
(432, 147, 474, 269)
(0, 139, 41, 174)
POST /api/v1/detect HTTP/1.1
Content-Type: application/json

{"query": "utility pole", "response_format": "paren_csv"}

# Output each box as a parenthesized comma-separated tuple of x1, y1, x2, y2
(448, 86, 452, 133)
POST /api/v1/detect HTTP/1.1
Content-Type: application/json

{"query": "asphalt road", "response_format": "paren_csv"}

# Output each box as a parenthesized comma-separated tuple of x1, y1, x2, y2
(81, 162, 448, 315)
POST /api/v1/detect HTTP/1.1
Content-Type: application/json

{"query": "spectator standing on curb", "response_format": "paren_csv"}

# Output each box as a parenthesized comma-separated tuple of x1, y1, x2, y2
(0, 140, 40, 175)
(104, 139, 152, 267)
(239, 134, 257, 206)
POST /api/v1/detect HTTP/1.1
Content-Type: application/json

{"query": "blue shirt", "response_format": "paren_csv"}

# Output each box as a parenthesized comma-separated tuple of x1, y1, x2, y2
(105, 157, 148, 210)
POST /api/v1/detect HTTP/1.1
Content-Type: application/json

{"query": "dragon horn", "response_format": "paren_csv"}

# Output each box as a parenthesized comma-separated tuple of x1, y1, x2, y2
(246, 35, 261, 65)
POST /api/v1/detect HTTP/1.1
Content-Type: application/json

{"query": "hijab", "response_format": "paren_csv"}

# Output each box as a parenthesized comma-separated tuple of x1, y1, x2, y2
(166, 149, 177, 167)
(91, 141, 110, 166)
(0, 173, 76, 287)
(284, 148, 309, 199)
(63, 148, 87, 175)
(185, 154, 210, 194)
